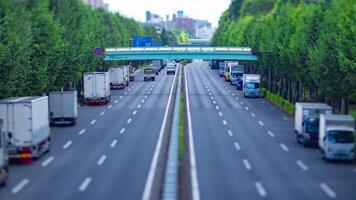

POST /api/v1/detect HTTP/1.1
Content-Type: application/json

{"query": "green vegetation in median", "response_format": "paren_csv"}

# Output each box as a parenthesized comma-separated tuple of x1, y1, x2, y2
(262, 88, 295, 116)
(350, 108, 356, 119)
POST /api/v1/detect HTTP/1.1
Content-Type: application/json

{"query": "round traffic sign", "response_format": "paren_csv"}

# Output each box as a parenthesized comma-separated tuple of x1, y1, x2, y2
(93, 47, 104, 56)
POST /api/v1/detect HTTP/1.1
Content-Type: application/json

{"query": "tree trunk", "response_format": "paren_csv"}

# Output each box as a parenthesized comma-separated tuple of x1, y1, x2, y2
(341, 97, 349, 114)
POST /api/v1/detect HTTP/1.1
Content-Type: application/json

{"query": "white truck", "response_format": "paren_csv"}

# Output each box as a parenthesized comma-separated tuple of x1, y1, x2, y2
(243, 74, 261, 98)
(0, 96, 51, 160)
(144, 68, 156, 81)
(166, 62, 176, 75)
(230, 65, 244, 85)
(84, 72, 111, 105)
(294, 103, 332, 146)
(0, 119, 8, 187)
(109, 68, 125, 90)
(152, 60, 162, 74)
(123, 66, 130, 85)
(319, 114, 355, 161)
(48, 91, 78, 126)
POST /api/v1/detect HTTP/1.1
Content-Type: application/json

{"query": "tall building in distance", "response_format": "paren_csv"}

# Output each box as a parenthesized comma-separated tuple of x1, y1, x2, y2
(82, 0, 109, 11)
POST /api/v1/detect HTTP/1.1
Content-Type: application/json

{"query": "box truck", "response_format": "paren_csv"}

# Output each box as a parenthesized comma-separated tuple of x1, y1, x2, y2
(49, 91, 78, 126)
(144, 68, 156, 81)
(219, 62, 225, 77)
(230, 65, 245, 85)
(0, 97, 51, 161)
(0, 119, 8, 187)
(84, 72, 111, 105)
(319, 114, 355, 161)
(243, 74, 261, 98)
(128, 66, 135, 82)
(224, 61, 239, 82)
(109, 68, 125, 90)
(294, 103, 332, 146)
(152, 60, 161, 74)
(123, 66, 131, 85)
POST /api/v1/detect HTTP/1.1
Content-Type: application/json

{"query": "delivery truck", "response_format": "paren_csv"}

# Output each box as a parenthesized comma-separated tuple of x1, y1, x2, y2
(294, 103, 332, 146)
(84, 72, 111, 105)
(144, 68, 156, 81)
(224, 61, 239, 82)
(48, 91, 78, 126)
(219, 62, 225, 77)
(0, 96, 51, 161)
(0, 119, 8, 187)
(319, 114, 355, 161)
(152, 60, 161, 74)
(128, 66, 135, 82)
(109, 68, 125, 90)
(243, 74, 261, 98)
(123, 65, 130, 85)
(230, 65, 244, 85)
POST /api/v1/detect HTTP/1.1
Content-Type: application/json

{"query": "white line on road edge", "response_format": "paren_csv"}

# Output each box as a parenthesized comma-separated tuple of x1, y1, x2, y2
(222, 120, 227, 126)
(267, 131, 275, 138)
(79, 177, 92, 192)
(320, 183, 336, 199)
(244, 106, 249, 111)
(114, 100, 118, 104)
(296, 160, 309, 171)
(90, 119, 96, 125)
(251, 113, 256, 117)
(100, 111, 105, 116)
(138, 104, 142, 108)
(133, 110, 137, 115)
(63, 141, 72, 149)
(234, 142, 241, 151)
(228, 130, 233, 137)
(142, 64, 179, 200)
(110, 140, 118, 148)
(280, 143, 289, 152)
(218, 112, 223, 117)
(78, 129, 86, 135)
(180, 66, 201, 200)
(97, 155, 107, 166)
(120, 128, 126, 134)
(258, 121, 264, 126)
(255, 182, 267, 197)
(41, 156, 54, 167)
(243, 159, 252, 170)
(12, 179, 30, 194)
(127, 118, 132, 124)
(108, 105, 112, 109)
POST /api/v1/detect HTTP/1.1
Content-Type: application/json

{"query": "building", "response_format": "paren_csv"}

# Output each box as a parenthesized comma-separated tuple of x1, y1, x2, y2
(146, 11, 163, 24)
(82, 0, 109, 11)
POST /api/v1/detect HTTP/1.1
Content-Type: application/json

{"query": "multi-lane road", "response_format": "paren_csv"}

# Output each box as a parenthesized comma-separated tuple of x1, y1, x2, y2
(0, 61, 355, 200)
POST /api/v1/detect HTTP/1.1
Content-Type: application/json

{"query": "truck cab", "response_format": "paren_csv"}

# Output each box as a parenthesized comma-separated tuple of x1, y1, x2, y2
(144, 68, 156, 81)
(0, 119, 9, 187)
(243, 74, 261, 98)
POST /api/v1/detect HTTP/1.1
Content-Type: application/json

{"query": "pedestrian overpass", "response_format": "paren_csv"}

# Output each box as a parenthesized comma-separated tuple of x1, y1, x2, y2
(104, 46, 258, 61)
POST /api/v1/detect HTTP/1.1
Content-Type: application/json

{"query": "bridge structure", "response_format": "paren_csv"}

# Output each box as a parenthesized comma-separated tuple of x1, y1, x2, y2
(104, 46, 258, 61)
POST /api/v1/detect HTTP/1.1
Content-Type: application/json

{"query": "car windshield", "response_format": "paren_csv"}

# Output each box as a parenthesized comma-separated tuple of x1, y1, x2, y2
(327, 130, 355, 144)
(305, 118, 319, 134)
(245, 82, 260, 89)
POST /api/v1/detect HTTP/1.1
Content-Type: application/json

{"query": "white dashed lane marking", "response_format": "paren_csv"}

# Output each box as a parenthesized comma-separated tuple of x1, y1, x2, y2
(78, 129, 86, 135)
(79, 177, 92, 192)
(100, 111, 105, 116)
(267, 131, 275, 138)
(320, 183, 336, 199)
(258, 121, 264, 126)
(63, 141, 73, 149)
(90, 119, 97, 125)
(120, 128, 126, 134)
(243, 159, 252, 170)
(234, 142, 241, 151)
(12, 179, 30, 194)
(280, 143, 289, 152)
(41, 156, 55, 167)
(97, 155, 107, 166)
(296, 160, 309, 171)
(228, 130, 233, 137)
(127, 118, 132, 124)
(110, 140, 118, 148)
(255, 182, 267, 197)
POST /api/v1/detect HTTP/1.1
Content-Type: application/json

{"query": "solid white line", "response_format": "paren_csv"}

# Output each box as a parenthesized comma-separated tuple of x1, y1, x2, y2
(41, 156, 54, 167)
(133, 110, 137, 115)
(244, 106, 249, 111)
(183, 66, 200, 200)
(258, 121, 264, 126)
(120, 96, 123, 99)
(255, 182, 267, 197)
(100, 111, 105, 116)
(90, 119, 96, 125)
(138, 104, 142, 108)
(267, 131, 275, 137)
(79, 177, 92, 192)
(234, 142, 241, 151)
(251, 113, 256, 117)
(228, 130, 233, 137)
(63, 141, 72, 149)
(222, 120, 227, 126)
(12, 179, 30, 194)
(142, 64, 179, 200)
(97, 155, 107, 166)
(110, 140, 118, 148)
(320, 183, 336, 198)
(108, 105, 112, 109)
(218, 112, 223, 117)
(296, 160, 309, 171)
(280, 143, 289, 152)
(216, 105, 219, 110)
(127, 118, 132, 124)
(120, 128, 126, 134)
(78, 129, 86, 135)
(243, 159, 252, 170)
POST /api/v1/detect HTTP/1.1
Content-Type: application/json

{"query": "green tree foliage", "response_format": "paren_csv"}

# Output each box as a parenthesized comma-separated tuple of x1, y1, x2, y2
(0, 0, 145, 98)
(213, 0, 356, 113)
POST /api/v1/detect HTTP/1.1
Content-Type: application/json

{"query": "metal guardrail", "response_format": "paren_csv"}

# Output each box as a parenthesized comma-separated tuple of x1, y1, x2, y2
(105, 46, 252, 53)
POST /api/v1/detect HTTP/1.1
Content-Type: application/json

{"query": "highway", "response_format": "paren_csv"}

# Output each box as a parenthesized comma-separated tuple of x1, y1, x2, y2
(185, 61, 356, 200)
(0, 61, 355, 200)
(0, 69, 175, 200)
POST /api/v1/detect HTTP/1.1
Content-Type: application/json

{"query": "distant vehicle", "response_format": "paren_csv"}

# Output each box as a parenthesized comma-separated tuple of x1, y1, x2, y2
(152, 60, 161, 74)
(0, 119, 8, 187)
(219, 62, 225, 77)
(49, 91, 78, 126)
(123, 66, 130, 86)
(224, 61, 238, 81)
(0, 96, 51, 161)
(236, 77, 243, 90)
(84, 72, 111, 105)
(109, 68, 125, 90)
(243, 74, 261, 98)
(230, 65, 244, 85)
(128, 66, 135, 81)
(319, 114, 355, 161)
(166, 62, 176, 75)
(294, 103, 332, 146)
(210, 60, 219, 69)
(144, 68, 156, 81)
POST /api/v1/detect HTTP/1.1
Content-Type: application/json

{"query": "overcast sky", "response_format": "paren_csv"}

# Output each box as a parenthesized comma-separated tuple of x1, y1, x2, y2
(103, 0, 231, 27)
